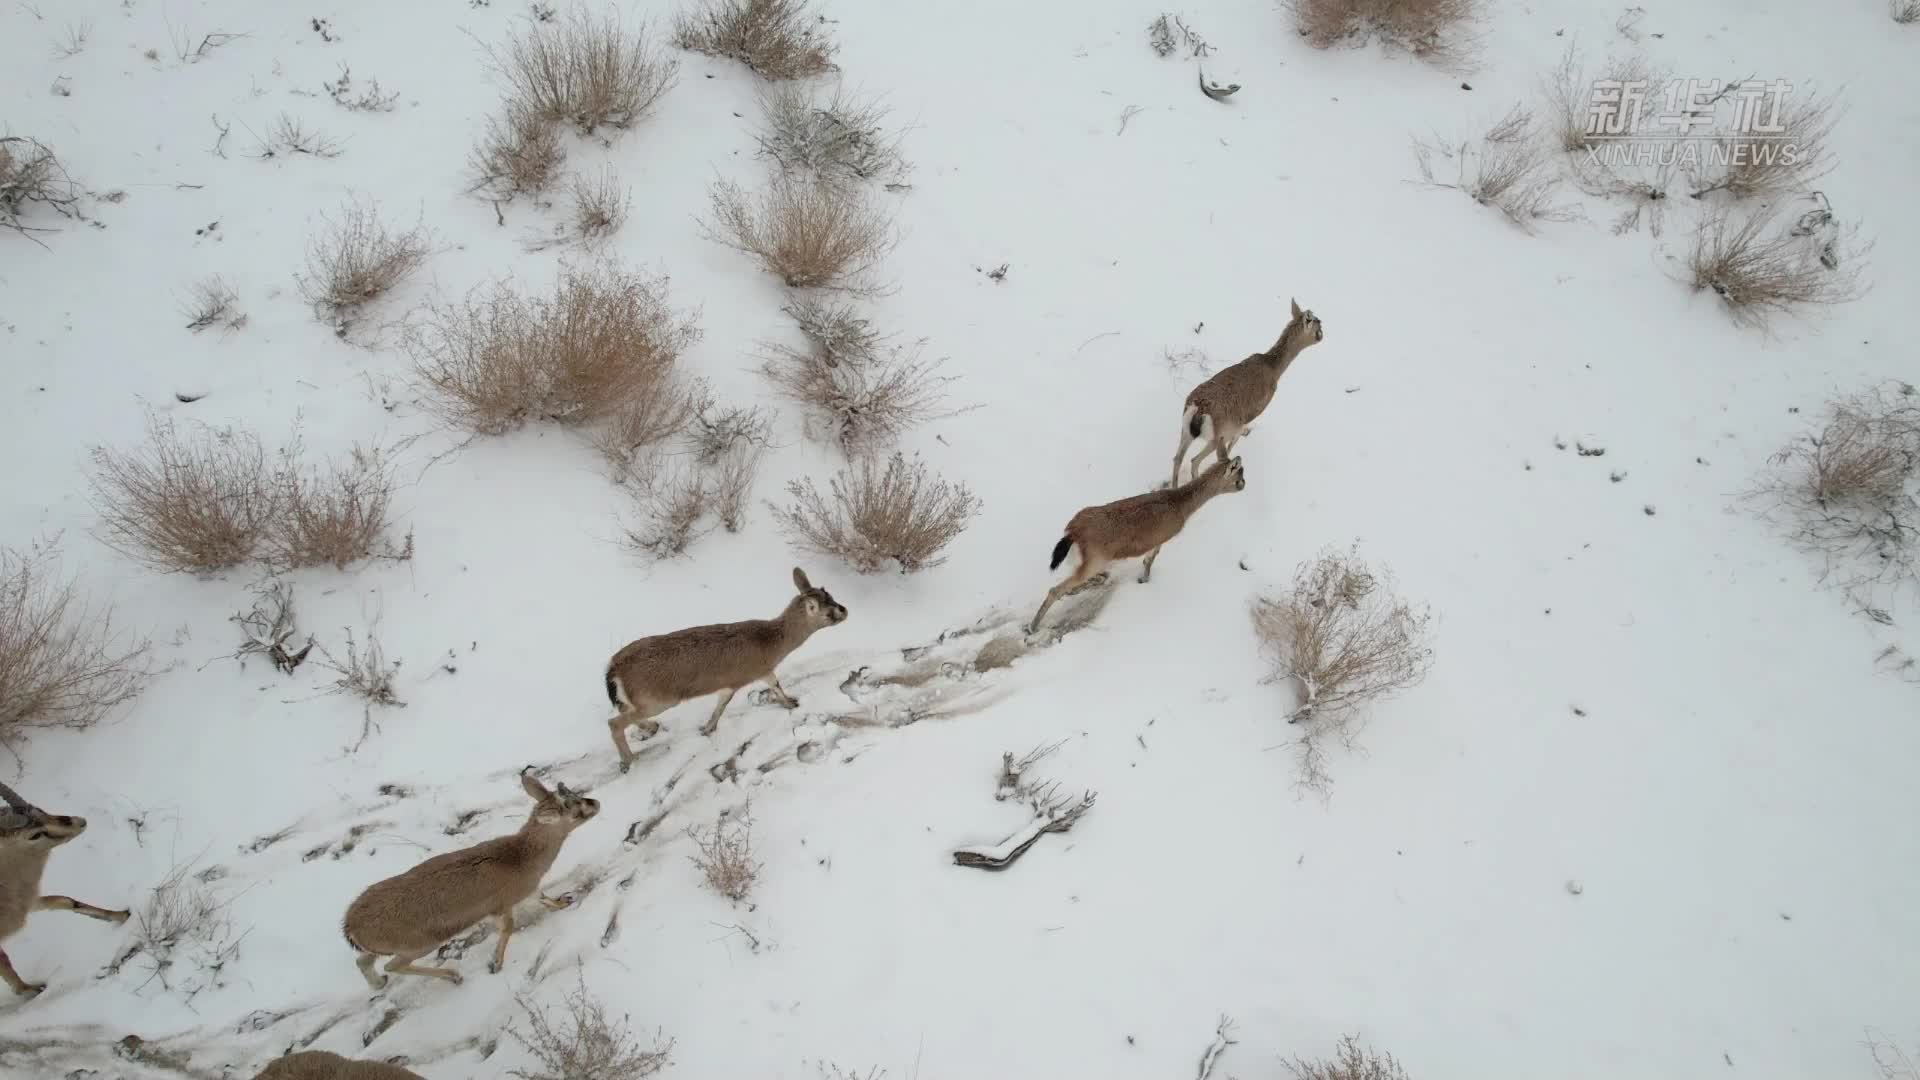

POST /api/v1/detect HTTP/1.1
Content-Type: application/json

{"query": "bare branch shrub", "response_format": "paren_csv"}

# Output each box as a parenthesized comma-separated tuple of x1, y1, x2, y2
(594, 374, 707, 478)
(0, 540, 149, 752)
(1147, 13, 1211, 58)
(249, 113, 344, 160)
(525, 166, 631, 250)
(672, 0, 837, 80)
(1896, 0, 1920, 23)
(88, 412, 281, 574)
(180, 275, 246, 333)
(1285, 0, 1483, 69)
(107, 860, 242, 1003)
(1570, 154, 1677, 236)
(0, 135, 82, 246)
(700, 173, 897, 293)
(230, 579, 313, 674)
(482, 3, 679, 135)
(1412, 105, 1580, 232)
(1744, 380, 1920, 597)
(1690, 86, 1841, 200)
(687, 804, 760, 902)
(1284, 1034, 1412, 1080)
(1538, 37, 1663, 153)
(754, 81, 908, 186)
(709, 441, 764, 532)
(52, 19, 92, 58)
(1253, 542, 1434, 795)
(1685, 201, 1868, 329)
(409, 262, 701, 436)
(770, 452, 981, 574)
(620, 454, 714, 560)
(317, 626, 403, 710)
(296, 196, 431, 326)
(782, 294, 880, 367)
(267, 444, 397, 571)
(509, 971, 673, 1080)
(322, 64, 399, 112)
(759, 328, 957, 456)
(470, 98, 566, 199)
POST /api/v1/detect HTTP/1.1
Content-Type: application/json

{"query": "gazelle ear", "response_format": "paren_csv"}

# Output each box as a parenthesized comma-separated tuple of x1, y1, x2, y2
(1290, 297, 1303, 319)
(792, 567, 812, 593)
(520, 767, 551, 803)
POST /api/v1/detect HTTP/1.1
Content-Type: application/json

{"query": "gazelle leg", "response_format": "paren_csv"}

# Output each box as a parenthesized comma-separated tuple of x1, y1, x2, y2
(488, 911, 514, 974)
(608, 703, 664, 773)
(0, 948, 43, 997)
(1184, 438, 1218, 483)
(356, 950, 387, 989)
(700, 688, 739, 737)
(1170, 426, 1198, 488)
(1139, 545, 1164, 583)
(764, 673, 799, 709)
(1030, 553, 1108, 634)
(385, 951, 463, 985)
(36, 896, 130, 923)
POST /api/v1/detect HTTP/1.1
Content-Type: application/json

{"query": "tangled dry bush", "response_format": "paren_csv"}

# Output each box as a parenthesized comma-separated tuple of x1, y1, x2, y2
(1896, 0, 1920, 22)
(0, 541, 149, 754)
(267, 443, 400, 571)
(470, 97, 567, 199)
(180, 274, 246, 334)
(510, 972, 672, 1080)
(701, 173, 897, 293)
(1690, 86, 1841, 201)
(1868, 1030, 1920, 1080)
(1285, 0, 1482, 69)
(755, 81, 908, 186)
(770, 452, 980, 574)
(1745, 380, 1920, 598)
(1685, 201, 1868, 330)
(1, 135, 82, 245)
(1253, 542, 1433, 794)
(759, 319, 957, 457)
(409, 262, 701, 437)
(1412, 104, 1580, 233)
(1284, 1034, 1412, 1080)
(673, 0, 837, 80)
(483, 3, 678, 135)
(617, 400, 771, 556)
(89, 412, 282, 573)
(296, 196, 431, 328)
(1537, 37, 1664, 153)
(526, 166, 632, 251)
(687, 804, 760, 902)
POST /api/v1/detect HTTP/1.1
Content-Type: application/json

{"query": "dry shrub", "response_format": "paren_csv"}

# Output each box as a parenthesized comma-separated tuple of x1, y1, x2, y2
(248, 113, 343, 160)
(267, 444, 398, 571)
(1745, 380, 1920, 596)
(593, 374, 708, 477)
(672, 0, 837, 80)
(1412, 104, 1580, 233)
(1896, 0, 1920, 23)
(1285, 0, 1482, 69)
(701, 174, 897, 293)
(754, 81, 908, 186)
(770, 452, 980, 574)
(1685, 201, 1868, 329)
(618, 400, 771, 555)
(526, 166, 632, 251)
(510, 972, 672, 1080)
(409, 262, 701, 436)
(180, 274, 246, 333)
(781, 294, 880, 366)
(1869, 1030, 1920, 1079)
(0, 540, 149, 752)
(89, 412, 282, 574)
(758, 317, 957, 456)
(1537, 37, 1663, 153)
(0, 135, 81, 245)
(483, 3, 679, 135)
(470, 98, 567, 199)
(621, 456, 714, 559)
(1571, 154, 1678, 237)
(1252, 542, 1433, 794)
(1284, 1034, 1412, 1080)
(1690, 86, 1841, 201)
(686, 804, 760, 902)
(107, 859, 242, 1002)
(296, 196, 431, 326)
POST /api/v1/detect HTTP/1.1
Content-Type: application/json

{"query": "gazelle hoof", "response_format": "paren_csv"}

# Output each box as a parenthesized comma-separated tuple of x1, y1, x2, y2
(108, 909, 131, 924)
(486, 960, 502, 975)
(16, 983, 45, 998)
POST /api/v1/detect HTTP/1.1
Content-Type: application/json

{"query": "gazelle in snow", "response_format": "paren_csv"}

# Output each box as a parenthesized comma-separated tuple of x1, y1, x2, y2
(251, 1050, 425, 1079)
(341, 769, 597, 988)
(603, 567, 848, 770)
(1170, 298, 1325, 486)
(1029, 455, 1247, 634)
(0, 780, 129, 998)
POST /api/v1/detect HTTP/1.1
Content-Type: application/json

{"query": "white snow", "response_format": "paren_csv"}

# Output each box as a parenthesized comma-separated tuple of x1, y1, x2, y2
(2, 0, 1917, 1077)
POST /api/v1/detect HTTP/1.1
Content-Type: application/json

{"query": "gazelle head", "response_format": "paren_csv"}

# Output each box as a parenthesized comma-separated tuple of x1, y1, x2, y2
(1200, 456, 1247, 495)
(791, 567, 849, 628)
(0, 781, 88, 852)
(518, 770, 599, 830)
(1289, 297, 1325, 345)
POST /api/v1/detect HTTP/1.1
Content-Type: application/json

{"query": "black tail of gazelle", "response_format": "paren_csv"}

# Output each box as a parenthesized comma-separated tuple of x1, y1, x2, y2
(1049, 536, 1073, 571)
(604, 671, 623, 708)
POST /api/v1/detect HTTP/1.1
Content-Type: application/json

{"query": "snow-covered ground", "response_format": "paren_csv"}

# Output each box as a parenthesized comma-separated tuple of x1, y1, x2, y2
(3, 0, 1917, 1077)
